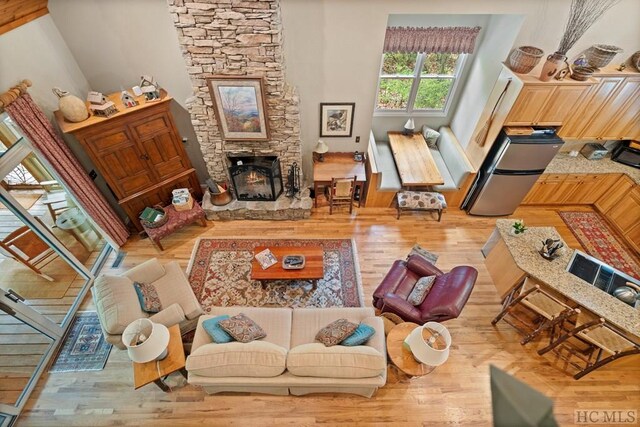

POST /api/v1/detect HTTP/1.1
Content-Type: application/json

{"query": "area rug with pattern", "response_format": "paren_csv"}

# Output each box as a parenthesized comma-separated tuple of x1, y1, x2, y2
(49, 312, 112, 373)
(187, 238, 364, 310)
(559, 211, 640, 279)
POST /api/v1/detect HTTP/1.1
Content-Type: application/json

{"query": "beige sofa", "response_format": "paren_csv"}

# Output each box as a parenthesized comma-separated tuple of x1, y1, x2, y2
(186, 307, 387, 397)
(92, 258, 203, 349)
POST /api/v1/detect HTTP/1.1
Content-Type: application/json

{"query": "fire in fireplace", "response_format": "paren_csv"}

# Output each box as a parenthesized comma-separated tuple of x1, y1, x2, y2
(228, 156, 283, 201)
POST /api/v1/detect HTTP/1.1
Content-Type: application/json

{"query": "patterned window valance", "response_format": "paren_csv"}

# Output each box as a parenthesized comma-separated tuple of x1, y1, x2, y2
(384, 26, 481, 54)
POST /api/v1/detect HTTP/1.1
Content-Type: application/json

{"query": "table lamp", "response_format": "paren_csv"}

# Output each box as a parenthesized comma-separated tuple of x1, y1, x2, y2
(314, 139, 329, 162)
(402, 118, 415, 135)
(404, 321, 451, 366)
(122, 318, 170, 363)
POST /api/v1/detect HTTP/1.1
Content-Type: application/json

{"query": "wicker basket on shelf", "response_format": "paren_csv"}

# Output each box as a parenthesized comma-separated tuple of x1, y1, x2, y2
(586, 45, 623, 69)
(140, 206, 169, 229)
(508, 46, 544, 74)
(570, 66, 597, 81)
(631, 51, 640, 72)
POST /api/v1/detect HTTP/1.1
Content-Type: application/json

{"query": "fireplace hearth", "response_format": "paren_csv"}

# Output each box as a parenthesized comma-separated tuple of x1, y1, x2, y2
(228, 156, 283, 202)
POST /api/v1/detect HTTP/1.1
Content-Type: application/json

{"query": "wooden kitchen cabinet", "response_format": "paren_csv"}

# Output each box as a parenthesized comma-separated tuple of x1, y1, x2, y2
(599, 86, 640, 140)
(563, 174, 621, 204)
(55, 91, 202, 232)
(523, 173, 623, 205)
(505, 81, 592, 126)
(605, 186, 640, 234)
(522, 174, 577, 204)
(594, 175, 635, 213)
(580, 77, 640, 140)
(624, 223, 640, 253)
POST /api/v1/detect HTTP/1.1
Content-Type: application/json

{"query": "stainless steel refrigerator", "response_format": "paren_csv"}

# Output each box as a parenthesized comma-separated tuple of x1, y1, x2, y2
(462, 128, 564, 216)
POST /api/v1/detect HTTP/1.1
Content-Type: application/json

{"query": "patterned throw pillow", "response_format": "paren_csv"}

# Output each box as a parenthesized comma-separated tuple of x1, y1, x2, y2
(422, 126, 441, 149)
(218, 313, 267, 343)
(315, 319, 359, 347)
(133, 282, 162, 313)
(202, 315, 233, 343)
(407, 275, 437, 306)
(341, 323, 376, 346)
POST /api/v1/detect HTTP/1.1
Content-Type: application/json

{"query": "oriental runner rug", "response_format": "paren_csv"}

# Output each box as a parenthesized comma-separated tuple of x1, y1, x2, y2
(187, 238, 364, 311)
(559, 211, 640, 280)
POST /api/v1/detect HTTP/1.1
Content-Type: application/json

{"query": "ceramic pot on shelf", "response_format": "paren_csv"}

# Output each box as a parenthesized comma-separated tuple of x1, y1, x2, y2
(53, 87, 89, 123)
(539, 52, 567, 82)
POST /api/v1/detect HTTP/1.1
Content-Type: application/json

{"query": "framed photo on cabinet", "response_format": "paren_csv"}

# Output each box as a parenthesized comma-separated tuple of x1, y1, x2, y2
(207, 76, 270, 141)
(319, 102, 355, 137)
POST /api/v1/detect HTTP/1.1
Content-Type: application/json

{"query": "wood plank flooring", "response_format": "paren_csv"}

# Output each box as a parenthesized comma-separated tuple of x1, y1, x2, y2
(15, 205, 640, 426)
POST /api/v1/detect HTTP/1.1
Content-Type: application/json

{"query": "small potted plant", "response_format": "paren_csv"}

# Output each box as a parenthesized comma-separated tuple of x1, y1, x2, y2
(510, 220, 527, 236)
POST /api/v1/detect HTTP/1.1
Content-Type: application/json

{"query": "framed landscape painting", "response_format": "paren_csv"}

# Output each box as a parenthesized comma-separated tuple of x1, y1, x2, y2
(207, 76, 270, 141)
(320, 102, 355, 137)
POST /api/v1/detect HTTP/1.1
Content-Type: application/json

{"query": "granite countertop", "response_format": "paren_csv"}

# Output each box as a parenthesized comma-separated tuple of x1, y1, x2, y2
(545, 153, 640, 184)
(495, 220, 640, 338)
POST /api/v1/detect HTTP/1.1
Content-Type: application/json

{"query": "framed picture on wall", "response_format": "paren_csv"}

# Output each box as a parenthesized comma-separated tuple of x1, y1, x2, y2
(207, 76, 270, 141)
(319, 102, 355, 137)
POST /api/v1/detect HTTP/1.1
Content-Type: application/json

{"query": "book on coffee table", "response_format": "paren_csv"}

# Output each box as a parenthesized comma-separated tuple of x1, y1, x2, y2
(255, 248, 278, 270)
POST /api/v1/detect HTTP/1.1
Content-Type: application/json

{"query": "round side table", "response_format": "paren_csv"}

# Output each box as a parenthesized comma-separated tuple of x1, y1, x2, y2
(386, 322, 435, 378)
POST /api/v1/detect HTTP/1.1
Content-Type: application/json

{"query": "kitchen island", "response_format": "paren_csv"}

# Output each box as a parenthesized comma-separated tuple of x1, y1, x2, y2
(483, 220, 639, 339)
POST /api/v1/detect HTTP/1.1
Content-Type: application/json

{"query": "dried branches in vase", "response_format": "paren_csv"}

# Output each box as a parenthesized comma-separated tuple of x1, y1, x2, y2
(540, 0, 620, 81)
(557, 0, 620, 56)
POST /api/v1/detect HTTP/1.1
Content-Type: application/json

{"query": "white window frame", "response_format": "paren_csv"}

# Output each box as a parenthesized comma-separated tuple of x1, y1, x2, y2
(374, 52, 467, 117)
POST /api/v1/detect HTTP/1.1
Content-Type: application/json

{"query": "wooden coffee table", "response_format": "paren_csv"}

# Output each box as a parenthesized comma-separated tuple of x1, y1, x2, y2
(132, 324, 187, 392)
(386, 322, 435, 378)
(251, 245, 324, 286)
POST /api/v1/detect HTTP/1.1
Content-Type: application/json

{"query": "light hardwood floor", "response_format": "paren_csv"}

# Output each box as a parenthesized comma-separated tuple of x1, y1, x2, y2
(16, 205, 640, 426)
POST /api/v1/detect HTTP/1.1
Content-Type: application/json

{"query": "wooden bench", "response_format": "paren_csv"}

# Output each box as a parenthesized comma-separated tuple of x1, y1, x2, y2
(142, 203, 207, 251)
(396, 191, 447, 221)
(364, 131, 402, 208)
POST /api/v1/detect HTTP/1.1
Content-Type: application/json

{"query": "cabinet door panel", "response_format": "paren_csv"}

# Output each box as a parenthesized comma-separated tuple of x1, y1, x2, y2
(504, 86, 555, 125)
(130, 113, 171, 139)
(558, 77, 624, 139)
(600, 85, 640, 140)
(141, 132, 190, 181)
(624, 224, 640, 254)
(606, 191, 640, 233)
(581, 78, 640, 140)
(85, 128, 156, 198)
(595, 175, 635, 213)
(537, 84, 591, 125)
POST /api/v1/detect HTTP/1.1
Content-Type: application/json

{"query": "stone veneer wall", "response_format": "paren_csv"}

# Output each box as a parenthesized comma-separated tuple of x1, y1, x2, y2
(167, 0, 302, 185)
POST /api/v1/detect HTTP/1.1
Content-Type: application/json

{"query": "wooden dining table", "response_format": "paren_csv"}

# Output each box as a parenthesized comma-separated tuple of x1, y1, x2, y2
(387, 132, 444, 187)
(313, 152, 367, 207)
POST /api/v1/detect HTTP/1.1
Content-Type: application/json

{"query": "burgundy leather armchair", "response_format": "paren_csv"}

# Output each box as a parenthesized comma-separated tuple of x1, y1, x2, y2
(373, 254, 477, 324)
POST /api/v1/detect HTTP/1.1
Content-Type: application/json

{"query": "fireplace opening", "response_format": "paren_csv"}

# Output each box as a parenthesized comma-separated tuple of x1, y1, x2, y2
(228, 156, 283, 201)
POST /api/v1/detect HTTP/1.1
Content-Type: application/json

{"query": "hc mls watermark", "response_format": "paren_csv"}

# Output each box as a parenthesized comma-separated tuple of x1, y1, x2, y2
(575, 409, 638, 424)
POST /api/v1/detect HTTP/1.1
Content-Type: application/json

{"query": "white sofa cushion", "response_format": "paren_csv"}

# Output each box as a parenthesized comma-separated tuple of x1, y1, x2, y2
(287, 343, 386, 379)
(92, 275, 147, 335)
(375, 141, 402, 191)
(429, 148, 457, 190)
(433, 126, 473, 191)
(187, 341, 287, 378)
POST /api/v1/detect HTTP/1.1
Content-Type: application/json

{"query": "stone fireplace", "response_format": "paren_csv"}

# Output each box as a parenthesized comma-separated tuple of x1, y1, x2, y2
(228, 156, 283, 201)
(168, 0, 311, 219)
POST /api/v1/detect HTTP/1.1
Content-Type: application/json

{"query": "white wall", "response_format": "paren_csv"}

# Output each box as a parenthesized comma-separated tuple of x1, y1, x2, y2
(0, 15, 89, 115)
(280, 0, 640, 178)
(48, 0, 210, 182)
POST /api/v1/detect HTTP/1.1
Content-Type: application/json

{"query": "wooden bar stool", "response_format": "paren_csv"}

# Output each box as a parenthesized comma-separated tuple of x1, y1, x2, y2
(492, 280, 578, 345)
(538, 312, 640, 379)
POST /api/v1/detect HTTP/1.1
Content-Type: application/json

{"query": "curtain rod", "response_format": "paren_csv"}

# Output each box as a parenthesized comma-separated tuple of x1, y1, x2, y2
(0, 80, 32, 110)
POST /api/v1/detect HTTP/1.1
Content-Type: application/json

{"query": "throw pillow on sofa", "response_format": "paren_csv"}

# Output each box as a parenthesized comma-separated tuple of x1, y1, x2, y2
(315, 318, 358, 347)
(218, 313, 266, 343)
(132, 282, 162, 313)
(407, 275, 436, 306)
(422, 125, 440, 149)
(202, 315, 233, 343)
(341, 323, 375, 346)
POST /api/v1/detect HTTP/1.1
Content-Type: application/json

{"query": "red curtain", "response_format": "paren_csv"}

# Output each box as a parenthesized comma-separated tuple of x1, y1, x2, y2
(384, 26, 481, 54)
(6, 94, 129, 246)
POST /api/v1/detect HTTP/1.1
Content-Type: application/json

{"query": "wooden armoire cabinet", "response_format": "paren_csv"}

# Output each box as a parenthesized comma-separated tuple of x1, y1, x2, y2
(55, 91, 202, 232)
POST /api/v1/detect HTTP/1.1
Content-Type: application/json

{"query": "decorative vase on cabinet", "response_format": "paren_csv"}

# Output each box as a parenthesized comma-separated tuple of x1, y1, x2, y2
(53, 88, 89, 123)
(539, 52, 567, 82)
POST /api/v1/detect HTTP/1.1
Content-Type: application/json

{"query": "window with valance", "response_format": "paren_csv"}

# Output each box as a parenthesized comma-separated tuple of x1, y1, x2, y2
(376, 26, 481, 115)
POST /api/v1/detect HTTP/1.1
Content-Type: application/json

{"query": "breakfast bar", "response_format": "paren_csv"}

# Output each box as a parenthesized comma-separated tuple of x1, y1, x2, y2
(483, 220, 640, 340)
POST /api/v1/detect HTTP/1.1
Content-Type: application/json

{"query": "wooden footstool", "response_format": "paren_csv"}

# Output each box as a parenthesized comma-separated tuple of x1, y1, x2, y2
(396, 191, 447, 221)
(142, 203, 207, 251)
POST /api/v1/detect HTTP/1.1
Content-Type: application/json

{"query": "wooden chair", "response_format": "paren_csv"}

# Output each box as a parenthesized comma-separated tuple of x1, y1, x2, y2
(326, 176, 357, 214)
(492, 280, 578, 345)
(0, 225, 58, 281)
(538, 311, 640, 379)
(41, 191, 69, 223)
